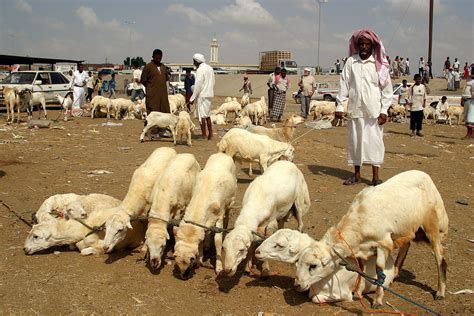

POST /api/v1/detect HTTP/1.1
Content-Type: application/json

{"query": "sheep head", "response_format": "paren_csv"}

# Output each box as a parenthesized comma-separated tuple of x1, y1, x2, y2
(24, 223, 55, 254)
(288, 114, 305, 126)
(294, 242, 338, 292)
(222, 226, 253, 276)
(145, 227, 169, 270)
(63, 200, 87, 220)
(103, 211, 132, 253)
(173, 224, 205, 279)
(255, 229, 310, 263)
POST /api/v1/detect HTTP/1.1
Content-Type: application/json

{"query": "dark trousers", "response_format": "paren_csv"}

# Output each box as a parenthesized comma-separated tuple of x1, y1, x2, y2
(86, 88, 93, 102)
(268, 89, 274, 110)
(410, 110, 424, 131)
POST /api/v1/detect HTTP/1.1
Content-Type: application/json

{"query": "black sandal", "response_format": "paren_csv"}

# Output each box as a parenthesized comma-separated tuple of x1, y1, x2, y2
(372, 179, 383, 186)
(343, 176, 361, 185)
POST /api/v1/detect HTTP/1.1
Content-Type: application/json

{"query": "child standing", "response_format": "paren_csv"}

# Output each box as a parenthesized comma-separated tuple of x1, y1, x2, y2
(109, 73, 116, 98)
(94, 74, 103, 96)
(409, 74, 426, 137)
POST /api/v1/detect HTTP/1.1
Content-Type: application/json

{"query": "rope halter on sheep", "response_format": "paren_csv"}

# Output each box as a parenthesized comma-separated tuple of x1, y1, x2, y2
(332, 230, 442, 316)
(182, 219, 266, 240)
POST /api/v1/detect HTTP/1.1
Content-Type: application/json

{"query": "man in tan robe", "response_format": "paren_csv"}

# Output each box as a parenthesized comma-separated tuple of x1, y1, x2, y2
(141, 49, 170, 114)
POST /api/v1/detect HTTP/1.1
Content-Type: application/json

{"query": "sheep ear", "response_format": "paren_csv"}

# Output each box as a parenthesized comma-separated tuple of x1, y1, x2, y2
(126, 221, 133, 229)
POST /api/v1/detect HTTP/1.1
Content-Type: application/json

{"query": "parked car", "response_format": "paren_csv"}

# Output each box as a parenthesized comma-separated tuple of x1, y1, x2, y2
(98, 68, 115, 76)
(0, 71, 72, 108)
(292, 82, 339, 103)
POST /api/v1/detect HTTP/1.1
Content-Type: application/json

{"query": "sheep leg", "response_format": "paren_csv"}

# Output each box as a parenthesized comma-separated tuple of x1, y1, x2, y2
(170, 125, 177, 145)
(17, 105, 21, 123)
(353, 258, 366, 299)
(41, 101, 47, 119)
(248, 163, 253, 176)
(424, 225, 447, 300)
(214, 218, 224, 274)
(373, 247, 390, 308)
(140, 123, 154, 142)
(294, 184, 310, 232)
(394, 242, 411, 277)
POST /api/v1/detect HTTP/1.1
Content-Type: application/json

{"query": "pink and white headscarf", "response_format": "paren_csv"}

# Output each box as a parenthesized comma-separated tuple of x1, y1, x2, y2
(348, 29, 390, 87)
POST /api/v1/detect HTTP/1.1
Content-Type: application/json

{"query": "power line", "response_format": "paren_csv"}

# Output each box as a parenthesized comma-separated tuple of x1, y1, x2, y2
(386, 0, 413, 52)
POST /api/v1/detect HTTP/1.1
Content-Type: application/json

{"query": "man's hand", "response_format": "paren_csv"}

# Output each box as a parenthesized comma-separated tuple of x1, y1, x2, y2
(377, 113, 387, 125)
(335, 111, 344, 119)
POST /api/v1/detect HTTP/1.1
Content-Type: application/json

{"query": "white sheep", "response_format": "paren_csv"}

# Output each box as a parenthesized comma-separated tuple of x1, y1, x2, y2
(423, 105, 438, 123)
(388, 104, 407, 122)
(24, 196, 145, 256)
(174, 153, 237, 278)
(102, 147, 177, 253)
(91, 95, 113, 119)
(17, 88, 47, 120)
(168, 94, 186, 114)
(310, 100, 335, 121)
(110, 98, 135, 120)
(175, 111, 195, 146)
(139, 111, 179, 143)
(246, 114, 305, 143)
(255, 229, 396, 303)
(33, 193, 120, 223)
(234, 115, 253, 128)
(222, 161, 310, 277)
(241, 98, 265, 125)
(215, 100, 242, 123)
(55, 94, 73, 121)
(241, 93, 250, 107)
(446, 106, 464, 125)
(294, 170, 449, 308)
(211, 113, 227, 125)
(224, 96, 233, 103)
(144, 153, 201, 269)
(217, 128, 294, 176)
(3, 86, 21, 123)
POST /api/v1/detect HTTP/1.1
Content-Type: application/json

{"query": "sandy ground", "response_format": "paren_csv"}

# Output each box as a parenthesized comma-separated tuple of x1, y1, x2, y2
(0, 86, 473, 315)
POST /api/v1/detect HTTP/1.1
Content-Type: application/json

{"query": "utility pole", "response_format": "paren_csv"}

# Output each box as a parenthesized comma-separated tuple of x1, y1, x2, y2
(317, 0, 328, 75)
(428, 0, 433, 63)
(124, 21, 136, 69)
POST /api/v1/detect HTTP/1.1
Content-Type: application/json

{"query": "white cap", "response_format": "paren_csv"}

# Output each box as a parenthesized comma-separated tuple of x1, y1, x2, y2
(193, 53, 206, 63)
(304, 67, 311, 72)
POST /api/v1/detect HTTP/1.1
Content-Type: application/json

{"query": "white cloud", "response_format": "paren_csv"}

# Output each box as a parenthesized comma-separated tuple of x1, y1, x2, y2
(76, 6, 99, 27)
(383, 0, 445, 16)
(15, 0, 32, 14)
(167, 4, 212, 26)
(211, 0, 276, 26)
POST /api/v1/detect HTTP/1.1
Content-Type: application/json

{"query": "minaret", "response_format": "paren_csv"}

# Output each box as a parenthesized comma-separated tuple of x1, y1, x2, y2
(210, 38, 219, 64)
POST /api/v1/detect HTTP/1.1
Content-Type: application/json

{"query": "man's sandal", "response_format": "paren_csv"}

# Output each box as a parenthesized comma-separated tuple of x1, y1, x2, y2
(343, 176, 361, 185)
(372, 179, 383, 186)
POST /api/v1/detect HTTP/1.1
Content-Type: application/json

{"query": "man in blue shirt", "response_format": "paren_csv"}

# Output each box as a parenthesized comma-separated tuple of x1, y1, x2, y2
(184, 68, 195, 111)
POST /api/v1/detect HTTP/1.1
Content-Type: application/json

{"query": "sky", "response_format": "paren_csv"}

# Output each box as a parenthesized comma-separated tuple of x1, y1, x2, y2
(0, 0, 473, 74)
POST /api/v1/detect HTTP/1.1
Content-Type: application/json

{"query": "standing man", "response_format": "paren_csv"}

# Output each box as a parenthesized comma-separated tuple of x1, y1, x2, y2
(141, 49, 170, 114)
(418, 57, 425, 76)
(443, 57, 451, 77)
(335, 29, 393, 186)
(130, 61, 145, 101)
(69, 64, 89, 117)
(299, 67, 315, 118)
(405, 57, 410, 75)
(189, 53, 215, 140)
(335, 59, 341, 74)
(453, 58, 460, 72)
(462, 68, 474, 139)
(267, 67, 281, 111)
(408, 74, 426, 137)
(86, 71, 94, 102)
(239, 76, 253, 95)
(184, 69, 195, 111)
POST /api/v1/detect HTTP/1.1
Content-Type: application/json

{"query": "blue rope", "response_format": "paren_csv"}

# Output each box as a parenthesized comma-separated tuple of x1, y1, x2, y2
(333, 249, 443, 316)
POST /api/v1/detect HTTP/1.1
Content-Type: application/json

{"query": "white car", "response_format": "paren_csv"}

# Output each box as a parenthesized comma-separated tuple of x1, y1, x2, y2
(0, 71, 72, 108)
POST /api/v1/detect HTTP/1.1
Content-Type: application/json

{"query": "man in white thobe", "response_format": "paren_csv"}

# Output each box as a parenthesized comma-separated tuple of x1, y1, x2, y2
(335, 29, 393, 186)
(189, 53, 215, 140)
(69, 64, 89, 117)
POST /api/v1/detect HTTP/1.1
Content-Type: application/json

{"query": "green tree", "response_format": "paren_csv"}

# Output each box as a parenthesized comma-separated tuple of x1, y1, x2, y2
(124, 57, 131, 68)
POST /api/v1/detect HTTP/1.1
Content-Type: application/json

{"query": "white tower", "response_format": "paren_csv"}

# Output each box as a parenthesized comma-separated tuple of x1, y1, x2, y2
(210, 38, 219, 64)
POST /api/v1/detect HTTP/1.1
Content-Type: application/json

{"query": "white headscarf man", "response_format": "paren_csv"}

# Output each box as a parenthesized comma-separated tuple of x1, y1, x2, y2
(190, 53, 215, 140)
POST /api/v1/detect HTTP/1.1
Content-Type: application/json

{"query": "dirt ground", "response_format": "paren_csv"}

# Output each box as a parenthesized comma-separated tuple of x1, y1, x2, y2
(0, 94, 473, 315)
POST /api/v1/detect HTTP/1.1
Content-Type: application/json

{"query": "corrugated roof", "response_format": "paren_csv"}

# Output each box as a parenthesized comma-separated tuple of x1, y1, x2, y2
(0, 54, 84, 65)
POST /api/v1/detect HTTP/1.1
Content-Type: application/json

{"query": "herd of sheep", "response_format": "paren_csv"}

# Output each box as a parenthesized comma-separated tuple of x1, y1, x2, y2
(23, 122, 449, 309)
(2, 83, 452, 309)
